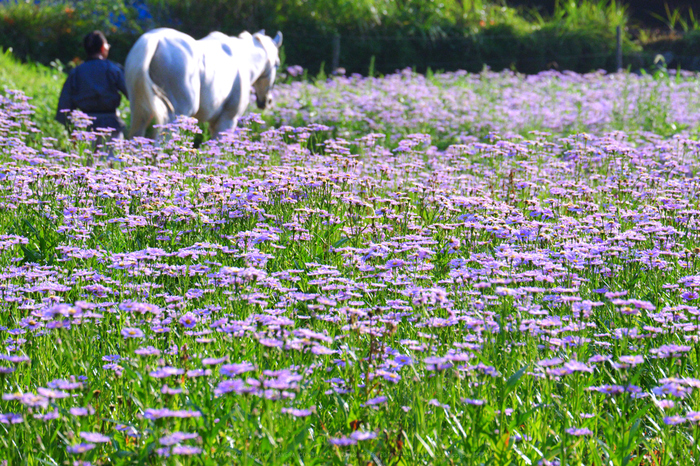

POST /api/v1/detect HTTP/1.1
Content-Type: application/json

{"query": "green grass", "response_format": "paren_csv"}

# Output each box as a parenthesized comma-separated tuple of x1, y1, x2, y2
(1, 62, 700, 464)
(0, 48, 69, 142)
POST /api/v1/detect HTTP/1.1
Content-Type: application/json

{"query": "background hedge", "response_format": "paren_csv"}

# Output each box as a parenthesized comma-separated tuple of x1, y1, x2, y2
(0, 0, 697, 75)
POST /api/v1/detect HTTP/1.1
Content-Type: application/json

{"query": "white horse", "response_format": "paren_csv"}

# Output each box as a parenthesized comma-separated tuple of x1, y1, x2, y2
(125, 28, 282, 139)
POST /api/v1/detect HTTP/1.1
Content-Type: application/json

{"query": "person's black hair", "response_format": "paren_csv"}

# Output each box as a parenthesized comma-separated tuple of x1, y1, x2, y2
(84, 31, 107, 56)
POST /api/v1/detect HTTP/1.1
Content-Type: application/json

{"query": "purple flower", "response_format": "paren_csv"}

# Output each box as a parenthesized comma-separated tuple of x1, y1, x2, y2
(328, 436, 357, 446)
(657, 399, 675, 409)
(423, 356, 447, 365)
(537, 357, 564, 367)
(186, 369, 211, 378)
(144, 408, 201, 419)
(362, 396, 387, 407)
(618, 355, 644, 366)
(67, 443, 96, 454)
(0, 354, 30, 363)
(220, 362, 256, 377)
(286, 65, 304, 77)
(16, 393, 49, 408)
(115, 424, 139, 437)
(178, 312, 198, 328)
(119, 302, 162, 315)
(0, 413, 23, 424)
(461, 398, 486, 406)
(134, 346, 161, 356)
(650, 345, 692, 358)
(159, 432, 199, 446)
(202, 357, 228, 366)
(37, 387, 69, 399)
(588, 385, 625, 395)
(149, 367, 185, 378)
(350, 431, 377, 441)
(215, 379, 257, 396)
(171, 445, 202, 455)
(121, 327, 144, 339)
(395, 355, 413, 366)
(428, 398, 450, 410)
(424, 356, 453, 371)
(34, 409, 60, 421)
(79, 432, 110, 443)
(664, 415, 686, 426)
(565, 427, 593, 436)
(563, 360, 593, 373)
(546, 368, 571, 377)
(653, 382, 689, 398)
(385, 259, 406, 269)
(375, 369, 401, 383)
(70, 407, 94, 417)
(162, 384, 184, 395)
(281, 407, 315, 417)
(48, 378, 83, 390)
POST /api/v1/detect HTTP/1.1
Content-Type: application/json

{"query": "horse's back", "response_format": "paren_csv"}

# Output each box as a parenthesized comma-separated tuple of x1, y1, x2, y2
(146, 29, 199, 66)
(140, 28, 197, 46)
(186, 32, 250, 123)
(127, 28, 199, 81)
(141, 29, 201, 116)
(125, 27, 279, 139)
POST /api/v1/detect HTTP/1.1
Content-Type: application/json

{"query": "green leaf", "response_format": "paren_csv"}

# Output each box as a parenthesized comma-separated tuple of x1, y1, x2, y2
(284, 424, 309, 456)
(332, 236, 350, 248)
(505, 364, 529, 391)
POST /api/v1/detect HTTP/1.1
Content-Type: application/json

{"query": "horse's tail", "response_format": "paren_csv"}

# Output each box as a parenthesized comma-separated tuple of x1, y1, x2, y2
(125, 34, 174, 139)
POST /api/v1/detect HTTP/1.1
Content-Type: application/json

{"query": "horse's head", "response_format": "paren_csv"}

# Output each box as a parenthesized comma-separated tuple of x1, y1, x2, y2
(251, 30, 282, 110)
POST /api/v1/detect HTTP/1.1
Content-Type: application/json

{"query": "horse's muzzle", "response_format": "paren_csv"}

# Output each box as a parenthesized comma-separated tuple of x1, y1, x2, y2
(257, 95, 273, 110)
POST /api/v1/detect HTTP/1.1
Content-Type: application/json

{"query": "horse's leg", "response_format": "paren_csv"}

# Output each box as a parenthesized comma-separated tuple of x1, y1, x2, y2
(128, 110, 152, 139)
(210, 115, 239, 139)
(153, 109, 177, 143)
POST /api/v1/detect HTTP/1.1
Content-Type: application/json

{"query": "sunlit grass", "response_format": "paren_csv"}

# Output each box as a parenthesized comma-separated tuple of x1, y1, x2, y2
(0, 68, 699, 465)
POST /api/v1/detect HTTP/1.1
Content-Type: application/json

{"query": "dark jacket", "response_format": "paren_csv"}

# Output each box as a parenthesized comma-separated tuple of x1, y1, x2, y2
(55, 57, 128, 132)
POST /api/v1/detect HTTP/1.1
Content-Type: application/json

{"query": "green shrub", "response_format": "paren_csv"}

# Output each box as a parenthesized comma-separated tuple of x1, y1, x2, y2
(0, 0, 655, 76)
(0, 0, 142, 65)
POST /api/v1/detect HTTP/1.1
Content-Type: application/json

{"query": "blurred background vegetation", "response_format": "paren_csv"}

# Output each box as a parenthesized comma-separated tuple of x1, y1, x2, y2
(0, 0, 698, 149)
(0, 0, 698, 76)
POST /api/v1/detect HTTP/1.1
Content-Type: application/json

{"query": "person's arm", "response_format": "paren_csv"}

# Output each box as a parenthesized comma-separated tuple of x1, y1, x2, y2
(55, 74, 74, 125)
(112, 63, 128, 100)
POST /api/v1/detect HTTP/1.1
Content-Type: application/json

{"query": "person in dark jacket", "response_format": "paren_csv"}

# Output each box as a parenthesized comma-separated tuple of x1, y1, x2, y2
(56, 31, 128, 139)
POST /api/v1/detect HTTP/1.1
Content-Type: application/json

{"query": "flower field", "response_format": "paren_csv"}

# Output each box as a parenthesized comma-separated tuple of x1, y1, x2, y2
(2, 68, 700, 465)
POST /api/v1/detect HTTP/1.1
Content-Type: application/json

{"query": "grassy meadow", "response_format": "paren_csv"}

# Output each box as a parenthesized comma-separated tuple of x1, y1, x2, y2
(1, 56, 700, 465)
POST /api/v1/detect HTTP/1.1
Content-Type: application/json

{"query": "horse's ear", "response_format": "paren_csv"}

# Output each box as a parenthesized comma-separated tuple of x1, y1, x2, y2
(256, 29, 265, 36)
(273, 31, 283, 48)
